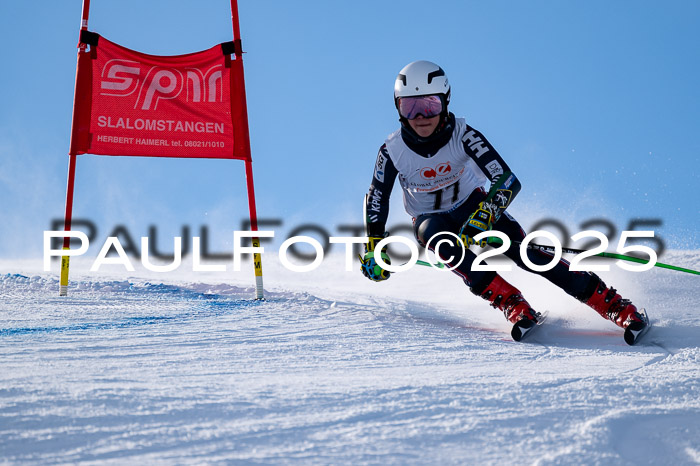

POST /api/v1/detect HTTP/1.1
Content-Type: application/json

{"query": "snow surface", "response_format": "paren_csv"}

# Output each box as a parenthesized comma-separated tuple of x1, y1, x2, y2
(1, 251, 700, 464)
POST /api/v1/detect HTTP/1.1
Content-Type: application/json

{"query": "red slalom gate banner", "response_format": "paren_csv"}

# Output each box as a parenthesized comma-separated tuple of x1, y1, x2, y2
(70, 32, 250, 160)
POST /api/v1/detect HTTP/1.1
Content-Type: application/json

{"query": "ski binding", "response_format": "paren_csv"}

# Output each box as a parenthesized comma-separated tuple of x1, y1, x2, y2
(511, 310, 549, 342)
(624, 307, 651, 346)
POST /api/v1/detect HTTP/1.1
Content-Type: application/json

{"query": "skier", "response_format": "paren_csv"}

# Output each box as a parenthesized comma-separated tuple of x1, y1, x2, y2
(360, 60, 648, 344)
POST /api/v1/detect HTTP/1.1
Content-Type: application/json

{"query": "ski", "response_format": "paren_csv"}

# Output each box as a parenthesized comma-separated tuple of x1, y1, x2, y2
(511, 310, 549, 342)
(624, 307, 651, 346)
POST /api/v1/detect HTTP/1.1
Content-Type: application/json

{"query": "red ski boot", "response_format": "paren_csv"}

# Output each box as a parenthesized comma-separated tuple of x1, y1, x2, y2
(586, 279, 642, 328)
(586, 279, 648, 344)
(479, 275, 541, 341)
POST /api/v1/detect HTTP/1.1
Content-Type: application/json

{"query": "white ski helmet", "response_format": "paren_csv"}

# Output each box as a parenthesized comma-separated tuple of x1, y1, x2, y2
(394, 60, 451, 108)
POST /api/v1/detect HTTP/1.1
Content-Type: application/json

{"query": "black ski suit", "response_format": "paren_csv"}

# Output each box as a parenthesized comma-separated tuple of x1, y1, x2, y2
(364, 113, 598, 300)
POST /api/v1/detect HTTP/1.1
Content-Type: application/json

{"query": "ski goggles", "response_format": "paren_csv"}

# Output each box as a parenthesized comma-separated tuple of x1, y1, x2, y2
(398, 95, 444, 120)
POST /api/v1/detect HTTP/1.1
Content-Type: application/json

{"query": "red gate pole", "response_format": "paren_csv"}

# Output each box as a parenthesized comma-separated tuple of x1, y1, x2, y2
(60, 0, 91, 296)
(230, 0, 264, 299)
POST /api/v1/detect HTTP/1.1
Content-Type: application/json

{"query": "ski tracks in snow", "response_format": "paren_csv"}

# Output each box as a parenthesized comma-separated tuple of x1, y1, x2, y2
(1, 268, 700, 464)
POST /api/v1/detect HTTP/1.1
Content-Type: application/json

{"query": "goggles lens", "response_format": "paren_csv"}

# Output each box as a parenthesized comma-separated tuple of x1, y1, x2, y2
(398, 95, 444, 120)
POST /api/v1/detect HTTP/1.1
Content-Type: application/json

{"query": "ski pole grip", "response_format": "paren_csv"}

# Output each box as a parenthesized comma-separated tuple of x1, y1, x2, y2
(486, 236, 505, 247)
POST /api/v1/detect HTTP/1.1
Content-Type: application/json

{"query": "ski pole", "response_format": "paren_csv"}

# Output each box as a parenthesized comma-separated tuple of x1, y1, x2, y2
(415, 259, 445, 268)
(487, 237, 700, 276)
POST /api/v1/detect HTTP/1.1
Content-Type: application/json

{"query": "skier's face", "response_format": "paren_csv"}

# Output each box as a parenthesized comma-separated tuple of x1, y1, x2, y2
(408, 114, 440, 138)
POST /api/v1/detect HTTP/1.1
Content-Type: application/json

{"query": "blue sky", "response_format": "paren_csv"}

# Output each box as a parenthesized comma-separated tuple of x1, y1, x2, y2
(1, 0, 698, 260)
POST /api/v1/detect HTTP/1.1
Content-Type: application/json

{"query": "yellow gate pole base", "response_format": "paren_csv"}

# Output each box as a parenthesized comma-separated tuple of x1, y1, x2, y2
(59, 251, 70, 296)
